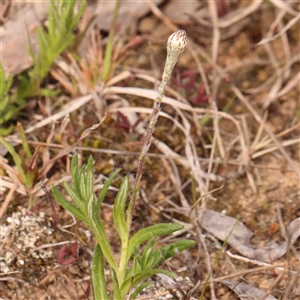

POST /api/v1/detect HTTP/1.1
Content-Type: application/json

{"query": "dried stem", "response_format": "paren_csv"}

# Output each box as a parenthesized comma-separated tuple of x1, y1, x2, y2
(127, 30, 187, 226)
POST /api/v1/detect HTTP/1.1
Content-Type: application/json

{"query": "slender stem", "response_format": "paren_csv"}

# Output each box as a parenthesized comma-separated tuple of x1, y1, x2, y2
(127, 30, 188, 230)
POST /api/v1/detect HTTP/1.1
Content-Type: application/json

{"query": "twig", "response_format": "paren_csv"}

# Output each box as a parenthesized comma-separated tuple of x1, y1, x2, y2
(0, 183, 17, 218)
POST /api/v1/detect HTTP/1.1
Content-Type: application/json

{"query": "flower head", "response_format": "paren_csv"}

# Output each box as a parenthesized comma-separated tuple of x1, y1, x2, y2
(167, 30, 187, 56)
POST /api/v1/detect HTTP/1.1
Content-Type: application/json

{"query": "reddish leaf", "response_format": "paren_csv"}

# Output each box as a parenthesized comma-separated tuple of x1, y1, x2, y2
(57, 242, 79, 266)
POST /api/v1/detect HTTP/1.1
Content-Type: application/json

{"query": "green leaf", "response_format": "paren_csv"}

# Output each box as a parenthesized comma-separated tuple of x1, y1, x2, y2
(87, 193, 95, 220)
(0, 64, 12, 99)
(111, 268, 121, 300)
(127, 223, 183, 263)
(79, 169, 88, 200)
(85, 156, 94, 198)
(70, 0, 86, 29)
(120, 269, 174, 298)
(0, 125, 13, 136)
(0, 64, 15, 136)
(90, 217, 118, 272)
(113, 176, 129, 241)
(71, 155, 82, 198)
(139, 238, 156, 269)
(92, 244, 109, 300)
(131, 251, 142, 275)
(131, 282, 152, 300)
(0, 110, 13, 124)
(148, 240, 196, 270)
(18, 123, 31, 158)
(71, 154, 79, 174)
(0, 96, 9, 112)
(51, 186, 88, 223)
(96, 168, 121, 212)
(62, 181, 85, 212)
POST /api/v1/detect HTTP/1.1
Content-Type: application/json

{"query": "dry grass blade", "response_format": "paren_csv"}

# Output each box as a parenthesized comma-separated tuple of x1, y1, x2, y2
(257, 13, 300, 46)
(0, 183, 17, 218)
(24, 94, 93, 134)
(231, 85, 300, 175)
(217, 0, 263, 28)
(282, 269, 300, 300)
(269, 0, 299, 16)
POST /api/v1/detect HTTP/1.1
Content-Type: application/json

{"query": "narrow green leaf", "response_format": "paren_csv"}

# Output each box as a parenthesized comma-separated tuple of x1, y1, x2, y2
(0, 66, 12, 98)
(70, 0, 86, 29)
(87, 155, 94, 171)
(71, 154, 79, 176)
(51, 186, 87, 223)
(131, 248, 142, 275)
(120, 269, 174, 298)
(131, 282, 152, 300)
(85, 156, 94, 198)
(0, 94, 10, 111)
(90, 217, 118, 272)
(87, 193, 95, 219)
(92, 244, 109, 300)
(62, 182, 85, 212)
(65, 0, 76, 30)
(0, 125, 13, 136)
(113, 176, 129, 240)
(71, 155, 82, 198)
(127, 223, 183, 263)
(96, 168, 121, 212)
(18, 123, 31, 158)
(111, 268, 121, 300)
(79, 169, 87, 200)
(140, 237, 156, 269)
(148, 240, 196, 269)
(0, 110, 13, 124)
(48, 3, 55, 40)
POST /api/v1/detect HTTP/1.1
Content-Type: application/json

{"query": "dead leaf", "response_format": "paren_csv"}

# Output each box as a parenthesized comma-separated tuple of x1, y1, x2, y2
(202, 209, 300, 263)
(222, 280, 277, 300)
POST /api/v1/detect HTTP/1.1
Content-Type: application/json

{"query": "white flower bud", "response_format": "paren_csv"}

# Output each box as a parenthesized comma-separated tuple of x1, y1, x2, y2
(167, 30, 187, 56)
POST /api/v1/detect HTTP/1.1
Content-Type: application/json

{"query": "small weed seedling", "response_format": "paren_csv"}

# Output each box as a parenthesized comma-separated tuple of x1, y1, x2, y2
(16, 0, 86, 100)
(52, 30, 195, 300)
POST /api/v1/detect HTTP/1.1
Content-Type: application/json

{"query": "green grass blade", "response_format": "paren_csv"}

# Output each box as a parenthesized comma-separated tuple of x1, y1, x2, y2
(17, 123, 32, 158)
(102, 0, 122, 82)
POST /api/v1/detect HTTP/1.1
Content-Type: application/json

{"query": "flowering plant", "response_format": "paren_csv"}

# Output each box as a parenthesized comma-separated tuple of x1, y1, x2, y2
(52, 30, 194, 300)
